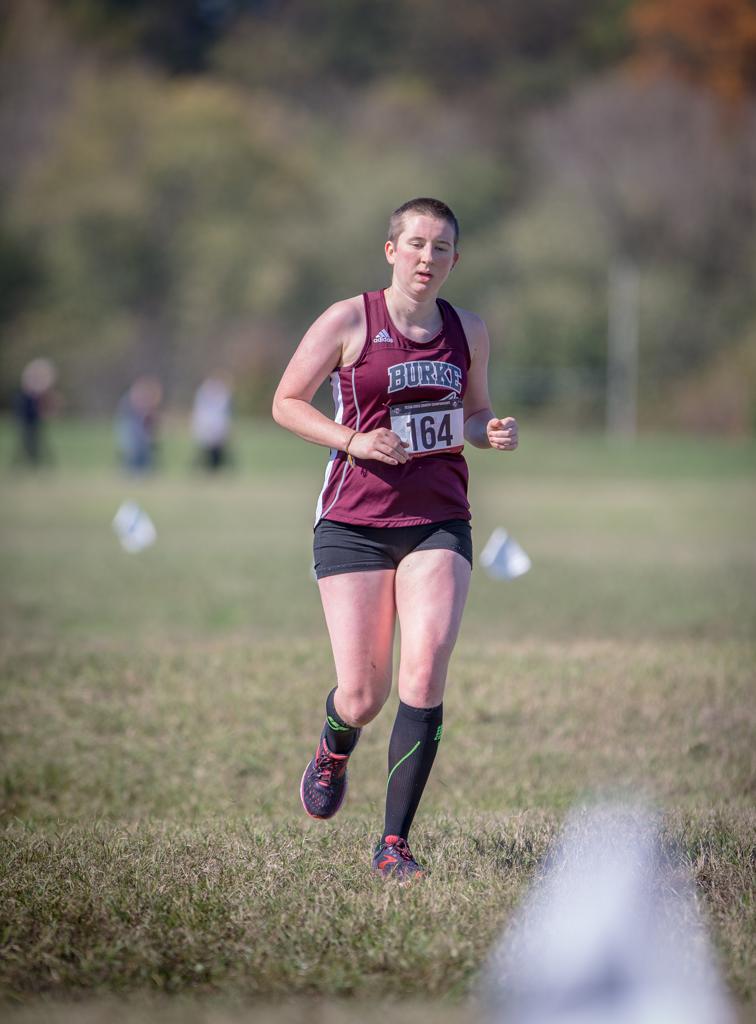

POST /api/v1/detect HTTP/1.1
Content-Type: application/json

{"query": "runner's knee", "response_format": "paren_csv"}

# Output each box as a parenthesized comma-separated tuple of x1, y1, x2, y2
(335, 683, 390, 727)
(398, 651, 453, 707)
(399, 679, 446, 708)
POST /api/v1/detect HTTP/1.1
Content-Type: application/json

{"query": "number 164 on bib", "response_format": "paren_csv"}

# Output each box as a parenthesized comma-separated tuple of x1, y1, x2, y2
(389, 398, 464, 455)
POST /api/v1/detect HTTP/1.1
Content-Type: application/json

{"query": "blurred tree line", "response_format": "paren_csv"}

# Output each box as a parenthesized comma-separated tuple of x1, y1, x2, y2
(1, 0, 755, 430)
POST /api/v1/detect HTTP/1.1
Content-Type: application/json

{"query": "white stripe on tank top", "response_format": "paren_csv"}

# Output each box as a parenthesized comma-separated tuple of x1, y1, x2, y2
(314, 366, 362, 524)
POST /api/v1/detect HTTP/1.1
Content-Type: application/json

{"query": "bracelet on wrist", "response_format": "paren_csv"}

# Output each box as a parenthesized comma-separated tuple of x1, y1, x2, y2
(344, 430, 358, 466)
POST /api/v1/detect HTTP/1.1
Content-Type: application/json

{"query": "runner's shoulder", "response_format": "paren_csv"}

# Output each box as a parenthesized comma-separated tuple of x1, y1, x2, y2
(315, 296, 366, 366)
(449, 304, 486, 332)
(448, 305, 489, 356)
(317, 295, 365, 334)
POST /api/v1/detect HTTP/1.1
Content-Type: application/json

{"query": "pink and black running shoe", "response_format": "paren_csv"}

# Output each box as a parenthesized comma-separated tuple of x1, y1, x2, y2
(371, 835, 425, 880)
(300, 733, 354, 819)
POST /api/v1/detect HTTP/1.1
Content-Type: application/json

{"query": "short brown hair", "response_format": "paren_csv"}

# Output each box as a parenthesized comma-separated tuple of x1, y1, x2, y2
(388, 198, 459, 248)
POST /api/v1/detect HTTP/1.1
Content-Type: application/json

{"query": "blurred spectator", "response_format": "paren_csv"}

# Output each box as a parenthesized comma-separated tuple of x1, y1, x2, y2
(13, 358, 58, 467)
(191, 372, 233, 471)
(115, 375, 162, 473)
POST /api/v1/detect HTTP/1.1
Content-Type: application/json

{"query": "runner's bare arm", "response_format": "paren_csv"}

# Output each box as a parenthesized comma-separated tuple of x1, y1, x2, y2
(459, 310, 518, 451)
(273, 300, 363, 451)
(272, 299, 409, 465)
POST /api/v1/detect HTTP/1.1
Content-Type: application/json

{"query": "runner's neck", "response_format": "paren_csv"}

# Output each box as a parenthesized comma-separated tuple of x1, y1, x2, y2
(384, 287, 442, 341)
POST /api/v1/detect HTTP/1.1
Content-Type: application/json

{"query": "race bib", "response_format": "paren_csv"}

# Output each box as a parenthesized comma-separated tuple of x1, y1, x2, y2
(389, 398, 464, 455)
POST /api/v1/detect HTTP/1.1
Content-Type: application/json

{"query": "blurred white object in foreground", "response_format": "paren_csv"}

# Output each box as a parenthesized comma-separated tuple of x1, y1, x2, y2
(480, 528, 531, 580)
(112, 501, 157, 553)
(484, 804, 733, 1024)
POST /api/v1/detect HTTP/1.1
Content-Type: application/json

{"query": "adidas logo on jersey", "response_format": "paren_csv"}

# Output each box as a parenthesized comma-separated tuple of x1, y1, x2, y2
(372, 329, 392, 344)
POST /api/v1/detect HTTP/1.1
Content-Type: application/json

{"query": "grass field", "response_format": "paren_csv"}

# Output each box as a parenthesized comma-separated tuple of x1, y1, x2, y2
(1, 419, 754, 1023)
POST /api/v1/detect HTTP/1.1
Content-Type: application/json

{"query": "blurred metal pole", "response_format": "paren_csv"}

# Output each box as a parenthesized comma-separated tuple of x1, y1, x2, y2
(607, 259, 639, 438)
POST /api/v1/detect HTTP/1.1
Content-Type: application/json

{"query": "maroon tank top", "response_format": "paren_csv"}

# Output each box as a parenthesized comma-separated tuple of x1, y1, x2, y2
(315, 289, 471, 527)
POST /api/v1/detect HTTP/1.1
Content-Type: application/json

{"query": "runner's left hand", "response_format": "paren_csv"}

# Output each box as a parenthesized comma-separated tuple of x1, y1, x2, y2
(487, 416, 518, 451)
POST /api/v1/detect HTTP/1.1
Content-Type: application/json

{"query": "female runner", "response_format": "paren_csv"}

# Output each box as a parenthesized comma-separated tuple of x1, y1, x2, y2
(272, 197, 518, 879)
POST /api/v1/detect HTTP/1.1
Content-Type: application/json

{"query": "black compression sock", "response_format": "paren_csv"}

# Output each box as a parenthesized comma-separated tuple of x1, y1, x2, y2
(383, 700, 443, 841)
(324, 687, 361, 754)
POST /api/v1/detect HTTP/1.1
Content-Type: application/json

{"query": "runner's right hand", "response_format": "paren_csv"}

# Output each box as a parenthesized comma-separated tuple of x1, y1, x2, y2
(348, 429, 409, 466)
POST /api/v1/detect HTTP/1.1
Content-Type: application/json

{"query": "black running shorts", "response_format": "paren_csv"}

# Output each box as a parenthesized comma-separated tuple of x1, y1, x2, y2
(313, 518, 473, 580)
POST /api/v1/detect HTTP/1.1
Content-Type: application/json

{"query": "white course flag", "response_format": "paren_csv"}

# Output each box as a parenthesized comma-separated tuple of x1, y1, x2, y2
(482, 803, 734, 1024)
(112, 501, 157, 553)
(480, 528, 531, 580)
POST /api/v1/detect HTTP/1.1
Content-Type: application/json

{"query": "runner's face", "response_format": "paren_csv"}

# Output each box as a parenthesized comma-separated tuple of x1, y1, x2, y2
(385, 214, 458, 297)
